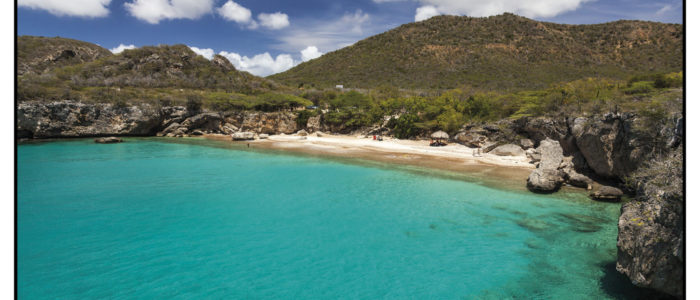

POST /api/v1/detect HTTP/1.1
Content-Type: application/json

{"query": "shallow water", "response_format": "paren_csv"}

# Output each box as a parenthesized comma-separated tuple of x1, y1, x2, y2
(18, 138, 645, 299)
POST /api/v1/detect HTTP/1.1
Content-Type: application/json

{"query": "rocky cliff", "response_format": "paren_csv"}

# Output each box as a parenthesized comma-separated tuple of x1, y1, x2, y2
(617, 148, 684, 298)
(17, 101, 298, 139)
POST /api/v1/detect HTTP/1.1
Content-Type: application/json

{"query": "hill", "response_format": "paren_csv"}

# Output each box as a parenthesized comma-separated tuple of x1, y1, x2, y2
(270, 14, 683, 90)
(17, 36, 113, 76)
(18, 38, 290, 106)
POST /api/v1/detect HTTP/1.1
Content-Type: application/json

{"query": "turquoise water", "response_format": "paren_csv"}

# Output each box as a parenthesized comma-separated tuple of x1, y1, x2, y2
(18, 138, 642, 299)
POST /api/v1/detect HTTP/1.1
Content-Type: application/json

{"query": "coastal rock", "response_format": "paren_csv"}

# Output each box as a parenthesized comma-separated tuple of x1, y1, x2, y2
(229, 112, 297, 134)
(190, 130, 204, 136)
(181, 112, 222, 132)
(589, 186, 624, 201)
(258, 133, 269, 139)
(571, 116, 644, 179)
(306, 115, 322, 132)
(17, 101, 164, 138)
(221, 123, 239, 135)
(232, 131, 255, 140)
(559, 156, 593, 189)
(94, 137, 122, 144)
(525, 148, 541, 163)
(520, 138, 535, 149)
(526, 138, 565, 192)
(454, 131, 486, 147)
(297, 129, 308, 136)
(489, 144, 524, 156)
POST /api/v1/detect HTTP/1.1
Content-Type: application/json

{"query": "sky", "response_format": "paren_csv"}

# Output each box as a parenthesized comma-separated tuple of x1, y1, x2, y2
(17, 0, 683, 77)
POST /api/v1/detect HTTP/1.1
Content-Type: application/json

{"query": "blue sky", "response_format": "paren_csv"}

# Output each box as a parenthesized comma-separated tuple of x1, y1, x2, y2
(17, 0, 683, 76)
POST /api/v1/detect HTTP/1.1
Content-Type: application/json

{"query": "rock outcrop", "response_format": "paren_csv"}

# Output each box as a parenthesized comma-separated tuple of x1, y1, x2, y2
(571, 115, 644, 179)
(489, 144, 525, 156)
(17, 101, 300, 139)
(590, 185, 624, 201)
(616, 149, 683, 299)
(526, 138, 564, 192)
(17, 101, 163, 138)
(94, 137, 122, 144)
(231, 132, 255, 140)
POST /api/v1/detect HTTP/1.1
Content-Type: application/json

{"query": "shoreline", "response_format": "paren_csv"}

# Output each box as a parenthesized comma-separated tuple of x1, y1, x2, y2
(202, 133, 551, 194)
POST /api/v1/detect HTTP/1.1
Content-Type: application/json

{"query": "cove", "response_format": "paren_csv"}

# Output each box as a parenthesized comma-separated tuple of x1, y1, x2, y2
(18, 138, 646, 299)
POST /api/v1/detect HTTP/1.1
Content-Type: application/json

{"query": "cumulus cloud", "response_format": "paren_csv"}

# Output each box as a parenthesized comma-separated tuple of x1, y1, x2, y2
(413, 0, 592, 20)
(124, 0, 214, 24)
(257, 12, 290, 30)
(18, 0, 111, 18)
(189, 46, 215, 59)
(415, 5, 440, 22)
(219, 51, 295, 76)
(301, 46, 323, 62)
(274, 10, 375, 53)
(110, 44, 136, 53)
(217, 0, 251, 24)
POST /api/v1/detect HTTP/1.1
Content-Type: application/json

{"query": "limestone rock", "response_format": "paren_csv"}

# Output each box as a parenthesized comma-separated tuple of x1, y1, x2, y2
(297, 129, 308, 136)
(589, 186, 624, 201)
(489, 144, 525, 156)
(526, 138, 565, 192)
(94, 137, 122, 144)
(454, 131, 486, 147)
(232, 132, 255, 140)
(520, 138, 534, 149)
(525, 148, 541, 163)
(258, 133, 269, 139)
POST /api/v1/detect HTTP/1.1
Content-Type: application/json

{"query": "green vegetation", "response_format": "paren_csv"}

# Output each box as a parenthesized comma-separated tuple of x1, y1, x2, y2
(271, 14, 682, 91)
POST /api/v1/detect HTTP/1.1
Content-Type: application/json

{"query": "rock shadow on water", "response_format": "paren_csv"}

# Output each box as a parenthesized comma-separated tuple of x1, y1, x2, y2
(554, 213, 607, 233)
(599, 262, 675, 300)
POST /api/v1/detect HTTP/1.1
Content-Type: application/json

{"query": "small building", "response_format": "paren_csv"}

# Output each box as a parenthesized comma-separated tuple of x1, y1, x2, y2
(335, 85, 344, 89)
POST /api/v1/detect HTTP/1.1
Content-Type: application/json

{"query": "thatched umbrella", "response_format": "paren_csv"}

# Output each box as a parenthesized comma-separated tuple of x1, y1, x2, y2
(431, 131, 449, 140)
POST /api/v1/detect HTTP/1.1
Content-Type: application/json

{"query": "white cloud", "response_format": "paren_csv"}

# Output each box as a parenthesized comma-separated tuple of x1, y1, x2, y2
(219, 51, 296, 76)
(18, 0, 111, 18)
(257, 12, 290, 30)
(217, 0, 251, 24)
(274, 10, 376, 53)
(189, 46, 215, 59)
(110, 44, 136, 53)
(415, 5, 440, 22)
(413, 0, 592, 20)
(124, 0, 214, 24)
(301, 46, 323, 62)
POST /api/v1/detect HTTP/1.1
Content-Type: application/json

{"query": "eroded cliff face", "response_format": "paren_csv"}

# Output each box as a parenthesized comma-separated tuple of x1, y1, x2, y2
(616, 149, 684, 298)
(17, 101, 163, 138)
(17, 101, 298, 139)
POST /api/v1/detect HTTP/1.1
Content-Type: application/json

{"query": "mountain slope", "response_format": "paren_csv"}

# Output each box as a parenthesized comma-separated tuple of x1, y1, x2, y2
(17, 36, 113, 76)
(270, 14, 683, 90)
(18, 38, 285, 101)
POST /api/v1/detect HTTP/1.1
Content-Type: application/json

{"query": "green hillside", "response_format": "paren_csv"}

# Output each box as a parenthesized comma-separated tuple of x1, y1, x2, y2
(17, 36, 113, 76)
(270, 14, 683, 91)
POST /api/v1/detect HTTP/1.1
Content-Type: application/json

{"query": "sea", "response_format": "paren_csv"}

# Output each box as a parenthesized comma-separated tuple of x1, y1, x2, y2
(17, 138, 651, 299)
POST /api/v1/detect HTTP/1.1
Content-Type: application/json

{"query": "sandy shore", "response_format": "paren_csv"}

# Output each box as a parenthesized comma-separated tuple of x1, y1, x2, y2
(204, 133, 538, 191)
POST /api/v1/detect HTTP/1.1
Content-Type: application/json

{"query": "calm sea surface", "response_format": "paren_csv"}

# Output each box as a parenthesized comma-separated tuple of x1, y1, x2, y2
(18, 138, 646, 299)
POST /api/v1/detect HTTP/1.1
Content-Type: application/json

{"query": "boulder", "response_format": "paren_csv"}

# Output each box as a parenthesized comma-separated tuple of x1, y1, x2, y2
(589, 186, 624, 201)
(526, 138, 565, 192)
(490, 144, 525, 156)
(520, 138, 535, 149)
(559, 156, 593, 189)
(454, 131, 486, 147)
(232, 131, 255, 140)
(297, 129, 308, 136)
(258, 133, 269, 139)
(221, 123, 239, 135)
(190, 130, 204, 136)
(94, 137, 122, 144)
(527, 169, 564, 192)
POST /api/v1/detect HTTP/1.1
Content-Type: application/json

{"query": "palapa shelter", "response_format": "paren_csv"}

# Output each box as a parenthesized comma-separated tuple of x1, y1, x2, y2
(430, 130, 449, 146)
